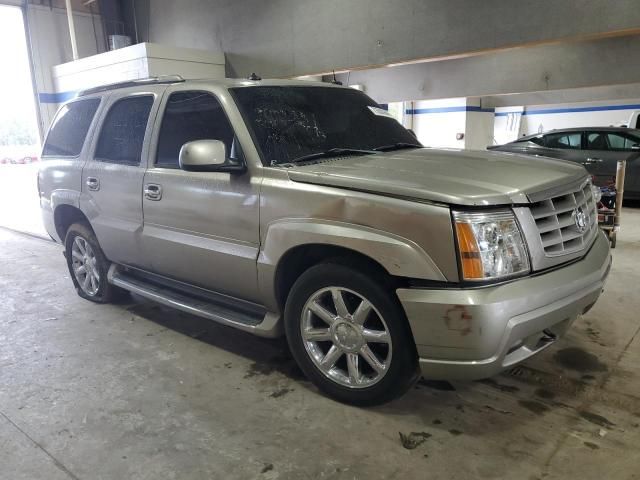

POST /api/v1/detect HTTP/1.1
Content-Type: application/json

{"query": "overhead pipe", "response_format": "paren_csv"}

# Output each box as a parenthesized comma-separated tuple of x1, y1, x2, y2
(65, 0, 79, 60)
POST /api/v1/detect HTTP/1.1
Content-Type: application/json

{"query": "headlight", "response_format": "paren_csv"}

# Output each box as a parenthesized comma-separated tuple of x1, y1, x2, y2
(453, 210, 530, 281)
(591, 184, 602, 203)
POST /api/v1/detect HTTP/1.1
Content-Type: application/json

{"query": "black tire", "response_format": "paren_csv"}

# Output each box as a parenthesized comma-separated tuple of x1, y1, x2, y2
(284, 262, 418, 406)
(64, 223, 127, 303)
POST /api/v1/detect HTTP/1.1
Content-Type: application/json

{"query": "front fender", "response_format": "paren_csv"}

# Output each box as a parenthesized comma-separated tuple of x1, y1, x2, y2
(257, 218, 446, 311)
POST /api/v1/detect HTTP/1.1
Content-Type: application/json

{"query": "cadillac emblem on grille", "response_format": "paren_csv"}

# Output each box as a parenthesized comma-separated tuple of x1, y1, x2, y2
(573, 206, 588, 233)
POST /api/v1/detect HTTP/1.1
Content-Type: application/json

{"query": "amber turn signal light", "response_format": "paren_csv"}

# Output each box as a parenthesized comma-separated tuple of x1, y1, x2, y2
(454, 222, 484, 280)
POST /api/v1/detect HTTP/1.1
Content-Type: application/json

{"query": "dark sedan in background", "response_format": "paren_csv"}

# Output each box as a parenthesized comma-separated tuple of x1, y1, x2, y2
(489, 127, 640, 199)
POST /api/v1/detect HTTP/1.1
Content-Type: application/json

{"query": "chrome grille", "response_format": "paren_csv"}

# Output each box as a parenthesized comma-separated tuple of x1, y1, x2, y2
(529, 180, 598, 256)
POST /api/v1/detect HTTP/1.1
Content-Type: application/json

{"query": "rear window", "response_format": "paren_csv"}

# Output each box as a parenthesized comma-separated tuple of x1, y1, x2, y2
(42, 98, 100, 157)
(95, 95, 154, 165)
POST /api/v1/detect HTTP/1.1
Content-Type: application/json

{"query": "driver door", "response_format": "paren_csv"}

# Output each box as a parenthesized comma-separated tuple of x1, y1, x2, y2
(140, 89, 261, 302)
(584, 131, 640, 193)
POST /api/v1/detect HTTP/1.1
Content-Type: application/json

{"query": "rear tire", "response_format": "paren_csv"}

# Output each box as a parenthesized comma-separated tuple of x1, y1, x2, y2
(64, 223, 127, 303)
(284, 262, 418, 406)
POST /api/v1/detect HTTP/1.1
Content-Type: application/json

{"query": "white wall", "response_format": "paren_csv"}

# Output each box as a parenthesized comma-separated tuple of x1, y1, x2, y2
(494, 99, 640, 142)
(464, 98, 494, 150)
(493, 107, 524, 146)
(399, 96, 640, 150)
(409, 98, 467, 149)
(406, 97, 495, 150)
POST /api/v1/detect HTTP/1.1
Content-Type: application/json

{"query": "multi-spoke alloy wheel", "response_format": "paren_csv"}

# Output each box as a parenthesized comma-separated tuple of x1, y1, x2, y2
(285, 262, 418, 406)
(301, 287, 392, 388)
(71, 236, 100, 296)
(64, 222, 126, 303)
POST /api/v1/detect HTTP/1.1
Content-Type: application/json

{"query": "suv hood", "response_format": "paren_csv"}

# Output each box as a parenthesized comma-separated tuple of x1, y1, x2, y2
(286, 148, 587, 206)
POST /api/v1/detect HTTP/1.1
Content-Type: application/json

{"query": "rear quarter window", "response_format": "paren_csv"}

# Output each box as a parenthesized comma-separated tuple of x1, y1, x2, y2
(42, 98, 100, 157)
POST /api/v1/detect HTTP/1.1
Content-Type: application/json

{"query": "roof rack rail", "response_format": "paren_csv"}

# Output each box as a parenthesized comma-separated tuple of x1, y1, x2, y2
(78, 75, 185, 97)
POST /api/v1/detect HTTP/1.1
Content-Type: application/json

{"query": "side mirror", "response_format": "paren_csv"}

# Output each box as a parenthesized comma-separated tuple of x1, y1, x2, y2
(179, 140, 246, 173)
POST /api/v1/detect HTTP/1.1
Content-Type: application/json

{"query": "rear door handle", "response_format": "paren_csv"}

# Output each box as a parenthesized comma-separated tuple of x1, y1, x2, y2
(144, 183, 162, 201)
(584, 157, 603, 164)
(86, 177, 100, 191)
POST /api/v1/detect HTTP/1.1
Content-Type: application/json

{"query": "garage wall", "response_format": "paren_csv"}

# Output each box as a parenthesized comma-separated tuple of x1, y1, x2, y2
(409, 98, 467, 149)
(26, 3, 106, 133)
(407, 98, 494, 150)
(465, 110, 495, 150)
(133, 0, 640, 78)
(519, 100, 640, 136)
(493, 99, 640, 142)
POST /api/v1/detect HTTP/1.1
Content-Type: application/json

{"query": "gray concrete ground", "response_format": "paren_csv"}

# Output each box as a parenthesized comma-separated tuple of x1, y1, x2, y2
(1, 211, 639, 480)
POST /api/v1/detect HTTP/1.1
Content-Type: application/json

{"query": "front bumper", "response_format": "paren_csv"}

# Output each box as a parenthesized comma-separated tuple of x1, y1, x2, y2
(397, 231, 611, 381)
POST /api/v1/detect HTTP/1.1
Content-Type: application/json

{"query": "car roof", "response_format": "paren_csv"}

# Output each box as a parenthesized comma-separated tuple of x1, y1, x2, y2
(546, 126, 640, 133)
(515, 126, 640, 142)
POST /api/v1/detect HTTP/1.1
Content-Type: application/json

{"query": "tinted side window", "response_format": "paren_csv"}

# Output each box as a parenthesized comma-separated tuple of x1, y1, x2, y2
(586, 133, 609, 150)
(156, 91, 237, 168)
(529, 136, 545, 146)
(605, 132, 640, 150)
(95, 96, 154, 165)
(545, 132, 581, 149)
(42, 98, 100, 157)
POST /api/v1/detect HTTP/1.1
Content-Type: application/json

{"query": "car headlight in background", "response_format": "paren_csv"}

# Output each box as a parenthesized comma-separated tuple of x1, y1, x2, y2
(453, 210, 530, 281)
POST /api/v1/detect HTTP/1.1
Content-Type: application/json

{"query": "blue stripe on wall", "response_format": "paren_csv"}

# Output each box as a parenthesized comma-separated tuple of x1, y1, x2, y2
(406, 106, 495, 115)
(496, 103, 640, 117)
(38, 91, 77, 104)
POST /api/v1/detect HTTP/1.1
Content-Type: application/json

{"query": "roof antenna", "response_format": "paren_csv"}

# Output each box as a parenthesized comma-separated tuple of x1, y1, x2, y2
(248, 72, 262, 81)
(331, 70, 343, 85)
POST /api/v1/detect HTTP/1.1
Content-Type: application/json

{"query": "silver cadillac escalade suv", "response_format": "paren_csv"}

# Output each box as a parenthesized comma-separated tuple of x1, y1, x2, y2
(39, 76, 611, 405)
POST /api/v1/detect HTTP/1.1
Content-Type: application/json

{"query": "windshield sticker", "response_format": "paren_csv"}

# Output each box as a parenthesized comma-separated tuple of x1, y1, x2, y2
(368, 106, 395, 119)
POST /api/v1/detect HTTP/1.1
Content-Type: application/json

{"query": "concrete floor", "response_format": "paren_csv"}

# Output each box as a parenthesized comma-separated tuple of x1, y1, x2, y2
(1, 211, 639, 480)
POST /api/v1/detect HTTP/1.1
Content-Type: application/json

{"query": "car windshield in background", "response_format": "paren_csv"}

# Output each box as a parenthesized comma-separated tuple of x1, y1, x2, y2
(230, 86, 420, 165)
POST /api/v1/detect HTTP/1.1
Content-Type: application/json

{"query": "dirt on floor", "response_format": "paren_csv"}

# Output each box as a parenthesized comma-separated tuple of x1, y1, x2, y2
(0, 210, 639, 479)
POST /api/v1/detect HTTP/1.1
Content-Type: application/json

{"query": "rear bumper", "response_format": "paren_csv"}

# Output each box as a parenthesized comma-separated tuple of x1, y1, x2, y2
(397, 231, 611, 381)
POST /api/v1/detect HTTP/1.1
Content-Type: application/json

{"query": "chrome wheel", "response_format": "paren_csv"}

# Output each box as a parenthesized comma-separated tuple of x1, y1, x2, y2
(70, 236, 100, 296)
(300, 287, 392, 389)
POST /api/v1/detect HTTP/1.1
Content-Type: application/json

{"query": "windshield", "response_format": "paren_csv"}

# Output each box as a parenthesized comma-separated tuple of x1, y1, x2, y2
(230, 86, 420, 165)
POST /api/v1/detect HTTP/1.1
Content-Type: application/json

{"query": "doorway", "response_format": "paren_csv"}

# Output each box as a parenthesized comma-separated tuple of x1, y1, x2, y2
(0, 4, 45, 237)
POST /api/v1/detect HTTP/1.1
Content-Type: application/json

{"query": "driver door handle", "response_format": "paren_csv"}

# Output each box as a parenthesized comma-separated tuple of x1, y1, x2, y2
(144, 183, 162, 201)
(584, 157, 603, 164)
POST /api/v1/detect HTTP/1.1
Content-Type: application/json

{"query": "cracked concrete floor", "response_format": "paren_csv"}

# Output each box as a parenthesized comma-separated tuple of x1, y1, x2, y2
(1, 211, 639, 480)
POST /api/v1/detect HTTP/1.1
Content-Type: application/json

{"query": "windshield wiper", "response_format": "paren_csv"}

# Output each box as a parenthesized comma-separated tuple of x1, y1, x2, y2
(373, 142, 422, 152)
(284, 148, 378, 165)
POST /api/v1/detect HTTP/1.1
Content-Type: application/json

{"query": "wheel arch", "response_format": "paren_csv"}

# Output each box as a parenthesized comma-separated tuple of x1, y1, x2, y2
(54, 204, 91, 242)
(273, 243, 391, 312)
(258, 219, 446, 312)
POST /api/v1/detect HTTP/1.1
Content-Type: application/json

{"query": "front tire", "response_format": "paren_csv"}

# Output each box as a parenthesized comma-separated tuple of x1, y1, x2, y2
(284, 263, 418, 406)
(64, 223, 125, 303)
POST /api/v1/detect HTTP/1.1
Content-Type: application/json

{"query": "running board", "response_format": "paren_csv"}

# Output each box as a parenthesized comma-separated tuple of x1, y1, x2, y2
(107, 265, 282, 338)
